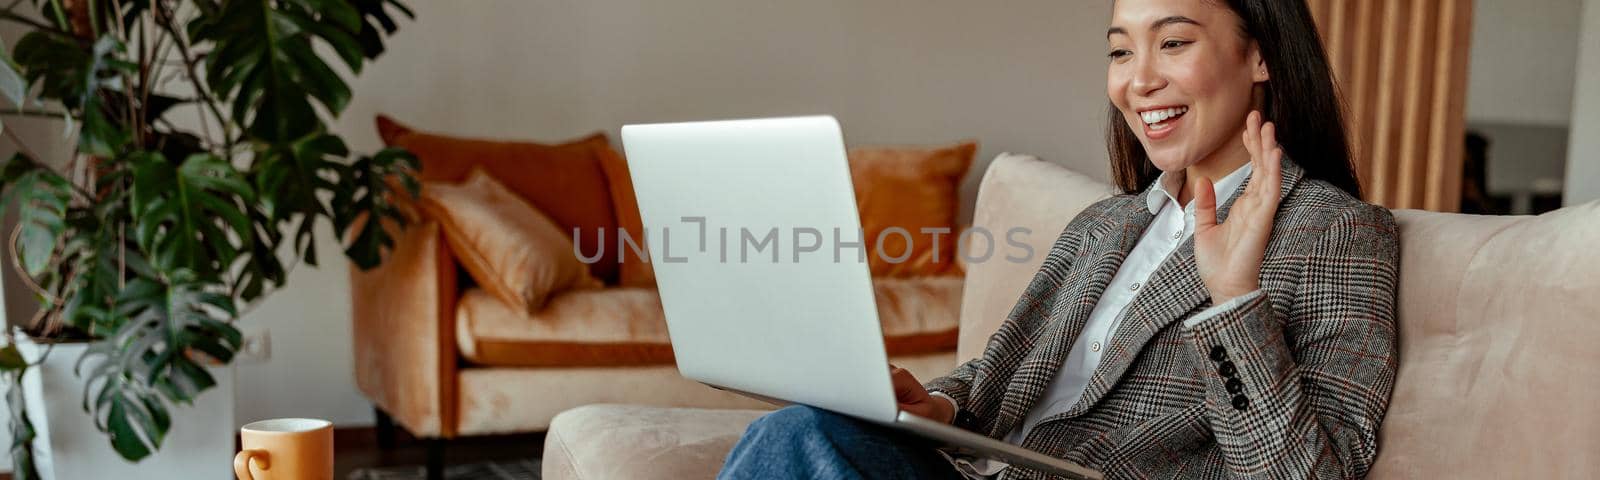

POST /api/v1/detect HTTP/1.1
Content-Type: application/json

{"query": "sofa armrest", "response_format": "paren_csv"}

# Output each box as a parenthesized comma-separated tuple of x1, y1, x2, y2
(350, 218, 460, 438)
(957, 153, 1113, 362)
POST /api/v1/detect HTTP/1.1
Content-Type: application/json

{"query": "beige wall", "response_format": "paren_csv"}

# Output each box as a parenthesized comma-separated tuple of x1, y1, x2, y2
(1568, 0, 1600, 205)
(1466, 0, 1587, 200)
(1466, 0, 1587, 126)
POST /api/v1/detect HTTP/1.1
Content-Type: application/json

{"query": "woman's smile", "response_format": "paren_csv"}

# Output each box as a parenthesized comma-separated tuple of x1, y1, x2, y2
(1137, 105, 1189, 140)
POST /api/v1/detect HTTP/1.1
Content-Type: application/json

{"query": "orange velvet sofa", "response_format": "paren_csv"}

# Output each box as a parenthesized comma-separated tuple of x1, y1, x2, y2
(348, 116, 972, 443)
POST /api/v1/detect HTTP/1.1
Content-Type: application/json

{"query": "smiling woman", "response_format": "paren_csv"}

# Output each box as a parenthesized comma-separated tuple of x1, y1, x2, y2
(1105, 0, 1361, 202)
(720, 0, 1403, 479)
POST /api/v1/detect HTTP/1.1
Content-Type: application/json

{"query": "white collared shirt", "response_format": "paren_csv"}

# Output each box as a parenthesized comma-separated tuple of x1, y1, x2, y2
(934, 162, 1253, 478)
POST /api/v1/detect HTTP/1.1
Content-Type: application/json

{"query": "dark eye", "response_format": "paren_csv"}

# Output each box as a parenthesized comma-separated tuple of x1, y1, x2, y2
(1107, 49, 1131, 59)
(1162, 40, 1191, 49)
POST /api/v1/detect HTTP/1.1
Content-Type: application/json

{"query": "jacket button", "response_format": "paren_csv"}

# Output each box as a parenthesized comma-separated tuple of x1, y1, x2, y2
(1209, 345, 1228, 361)
(1231, 395, 1249, 411)
(1225, 378, 1243, 394)
(1217, 360, 1237, 377)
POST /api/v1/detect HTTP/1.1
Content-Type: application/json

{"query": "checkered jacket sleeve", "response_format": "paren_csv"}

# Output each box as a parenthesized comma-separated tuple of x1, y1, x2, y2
(1182, 203, 1400, 479)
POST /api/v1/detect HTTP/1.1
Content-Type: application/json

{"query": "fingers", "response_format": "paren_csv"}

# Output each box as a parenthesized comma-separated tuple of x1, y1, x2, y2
(1242, 110, 1284, 199)
(1242, 111, 1260, 160)
(1194, 176, 1218, 229)
(1263, 133, 1283, 197)
(1257, 115, 1282, 197)
(890, 364, 924, 401)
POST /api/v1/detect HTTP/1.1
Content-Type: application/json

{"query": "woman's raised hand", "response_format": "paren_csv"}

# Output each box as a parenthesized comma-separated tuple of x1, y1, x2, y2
(1193, 110, 1282, 304)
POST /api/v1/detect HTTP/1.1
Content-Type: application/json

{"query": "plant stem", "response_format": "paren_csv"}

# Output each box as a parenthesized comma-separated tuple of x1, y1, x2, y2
(0, 108, 69, 118)
(45, 0, 68, 31)
(127, 11, 144, 149)
(8, 225, 64, 308)
(86, 0, 101, 39)
(155, 7, 232, 152)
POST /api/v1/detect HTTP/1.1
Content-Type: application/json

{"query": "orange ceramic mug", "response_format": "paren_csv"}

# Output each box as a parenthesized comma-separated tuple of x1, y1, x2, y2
(234, 418, 334, 480)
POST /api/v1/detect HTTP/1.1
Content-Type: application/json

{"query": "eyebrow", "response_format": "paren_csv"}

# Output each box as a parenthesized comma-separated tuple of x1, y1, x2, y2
(1107, 15, 1203, 38)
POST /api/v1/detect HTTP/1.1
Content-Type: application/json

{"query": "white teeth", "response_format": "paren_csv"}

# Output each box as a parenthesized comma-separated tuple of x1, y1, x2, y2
(1140, 106, 1188, 125)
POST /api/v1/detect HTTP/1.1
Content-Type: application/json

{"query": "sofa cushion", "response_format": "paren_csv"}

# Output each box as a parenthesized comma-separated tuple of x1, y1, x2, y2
(457, 287, 676, 368)
(1369, 202, 1600, 478)
(873, 276, 965, 355)
(957, 153, 1115, 362)
(468, 353, 955, 437)
(849, 141, 977, 278)
(420, 169, 602, 313)
(596, 146, 657, 288)
(456, 276, 965, 368)
(543, 405, 767, 480)
(375, 114, 623, 282)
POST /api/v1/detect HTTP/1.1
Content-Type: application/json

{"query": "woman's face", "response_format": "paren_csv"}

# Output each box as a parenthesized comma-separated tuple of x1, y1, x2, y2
(1106, 0, 1268, 173)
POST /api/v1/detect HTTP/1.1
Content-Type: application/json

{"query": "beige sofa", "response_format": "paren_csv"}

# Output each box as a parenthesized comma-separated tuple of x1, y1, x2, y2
(543, 153, 1600, 479)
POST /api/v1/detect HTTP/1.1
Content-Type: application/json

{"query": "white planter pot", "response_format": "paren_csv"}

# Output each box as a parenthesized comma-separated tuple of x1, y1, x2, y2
(18, 336, 236, 480)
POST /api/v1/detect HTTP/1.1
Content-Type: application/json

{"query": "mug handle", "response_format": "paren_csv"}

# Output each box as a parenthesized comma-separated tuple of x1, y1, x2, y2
(234, 449, 269, 480)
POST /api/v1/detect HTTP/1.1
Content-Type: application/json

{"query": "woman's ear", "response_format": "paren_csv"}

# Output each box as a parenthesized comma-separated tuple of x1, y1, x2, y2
(1249, 42, 1270, 83)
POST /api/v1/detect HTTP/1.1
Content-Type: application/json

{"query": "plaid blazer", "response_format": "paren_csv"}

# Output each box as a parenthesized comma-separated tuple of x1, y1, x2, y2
(925, 159, 1400, 479)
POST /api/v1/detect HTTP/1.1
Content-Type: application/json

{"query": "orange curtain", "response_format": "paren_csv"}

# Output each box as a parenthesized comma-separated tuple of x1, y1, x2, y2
(1308, 0, 1475, 212)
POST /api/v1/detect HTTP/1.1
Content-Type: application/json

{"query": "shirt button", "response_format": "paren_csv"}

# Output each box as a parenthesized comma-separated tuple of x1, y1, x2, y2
(1130, 282, 1141, 291)
(1090, 341, 1101, 352)
(1172, 231, 1182, 240)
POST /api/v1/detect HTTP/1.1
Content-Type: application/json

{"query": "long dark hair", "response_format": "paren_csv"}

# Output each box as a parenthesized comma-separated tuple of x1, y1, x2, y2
(1107, 0, 1362, 198)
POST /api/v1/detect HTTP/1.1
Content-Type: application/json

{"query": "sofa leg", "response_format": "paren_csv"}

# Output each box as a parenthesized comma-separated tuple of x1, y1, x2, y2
(374, 406, 397, 451)
(426, 438, 445, 480)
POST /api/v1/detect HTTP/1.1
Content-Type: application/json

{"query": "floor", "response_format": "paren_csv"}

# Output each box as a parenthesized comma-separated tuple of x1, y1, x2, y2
(335, 427, 548, 479)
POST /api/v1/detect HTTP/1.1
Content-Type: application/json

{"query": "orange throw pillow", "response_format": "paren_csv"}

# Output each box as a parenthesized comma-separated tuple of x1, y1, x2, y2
(375, 114, 621, 283)
(849, 141, 976, 277)
(418, 169, 602, 313)
(596, 147, 657, 288)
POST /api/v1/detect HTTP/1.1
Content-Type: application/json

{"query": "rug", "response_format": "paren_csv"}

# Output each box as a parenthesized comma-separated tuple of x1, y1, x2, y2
(348, 459, 541, 480)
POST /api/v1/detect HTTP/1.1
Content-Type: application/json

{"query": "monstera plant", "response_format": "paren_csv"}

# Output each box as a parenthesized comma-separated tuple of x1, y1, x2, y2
(0, 0, 418, 477)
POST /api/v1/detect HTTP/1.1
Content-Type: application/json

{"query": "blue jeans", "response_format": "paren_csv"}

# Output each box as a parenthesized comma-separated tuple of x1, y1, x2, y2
(719, 405, 965, 480)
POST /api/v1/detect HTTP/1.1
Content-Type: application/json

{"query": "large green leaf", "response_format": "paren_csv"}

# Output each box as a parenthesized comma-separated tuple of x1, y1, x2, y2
(0, 154, 72, 276)
(0, 36, 30, 107)
(105, 391, 153, 460)
(333, 146, 417, 269)
(13, 34, 134, 156)
(57, 202, 143, 337)
(351, 0, 415, 58)
(248, 132, 344, 268)
(0, 345, 24, 372)
(76, 271, 240, 461)
(130, 152, 255, 280)
(189, 0, 366, 142)
(11, 32, 89, 108)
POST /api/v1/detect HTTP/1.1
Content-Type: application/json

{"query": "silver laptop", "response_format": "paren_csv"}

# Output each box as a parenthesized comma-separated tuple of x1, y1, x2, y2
(620, 115, 1101, 480)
